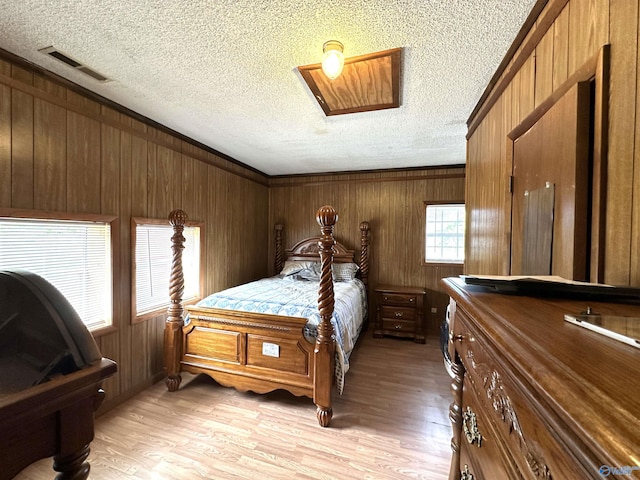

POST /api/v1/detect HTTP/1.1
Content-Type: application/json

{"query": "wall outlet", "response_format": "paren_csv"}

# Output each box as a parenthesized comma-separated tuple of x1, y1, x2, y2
(431, 307, 438, 313)
(262, 342, 280, 358)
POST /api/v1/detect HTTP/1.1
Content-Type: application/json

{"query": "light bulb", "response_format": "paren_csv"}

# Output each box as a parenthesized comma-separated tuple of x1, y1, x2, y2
(322, 40, 344, 80)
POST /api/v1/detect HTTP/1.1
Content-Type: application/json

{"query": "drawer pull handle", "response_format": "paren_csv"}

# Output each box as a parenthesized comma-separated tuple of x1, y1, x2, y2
(395, 312, 403, 318)
(394, 324, 402, 330)
(449, 332, 464, 342)
(409, 298, 414, 302)
(460, 465, 474, 480)
(463, 406, 483, 447)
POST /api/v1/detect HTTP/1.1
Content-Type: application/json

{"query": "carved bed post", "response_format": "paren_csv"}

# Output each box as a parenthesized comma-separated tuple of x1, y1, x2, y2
(359, 221, 370, 289)
(314, 205, 337, 427)
(274, 224, 283, 275)
(164, 209, 187, 392)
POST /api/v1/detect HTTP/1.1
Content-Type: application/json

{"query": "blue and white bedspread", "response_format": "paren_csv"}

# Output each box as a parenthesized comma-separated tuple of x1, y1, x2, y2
(195, 276, 367, 394)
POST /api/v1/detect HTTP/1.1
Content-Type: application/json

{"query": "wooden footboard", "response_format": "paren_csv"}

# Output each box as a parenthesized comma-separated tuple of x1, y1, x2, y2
(181, 307, 316, 397)
(164, 205, 370, 427)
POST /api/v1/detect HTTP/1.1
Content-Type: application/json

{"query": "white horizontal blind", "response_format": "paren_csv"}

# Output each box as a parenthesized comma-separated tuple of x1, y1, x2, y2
(425, 204, 465, 263)
(135, 223, 200, 316)
(0, 217, 112, 331)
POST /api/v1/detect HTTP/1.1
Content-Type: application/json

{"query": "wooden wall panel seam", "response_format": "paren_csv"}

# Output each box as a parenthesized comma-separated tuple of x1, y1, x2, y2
(0, 71, 269, 187)
(467, 0, 571, 138)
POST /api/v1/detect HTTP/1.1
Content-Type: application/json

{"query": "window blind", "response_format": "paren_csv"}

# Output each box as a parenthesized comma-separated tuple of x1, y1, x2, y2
(0, 217, 113, 331)
(135, 223, 200, 316)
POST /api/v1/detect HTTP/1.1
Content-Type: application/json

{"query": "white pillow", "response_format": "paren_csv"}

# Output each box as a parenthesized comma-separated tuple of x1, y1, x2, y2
(280, 260, 315, 276)
(332, 262, 359, 282)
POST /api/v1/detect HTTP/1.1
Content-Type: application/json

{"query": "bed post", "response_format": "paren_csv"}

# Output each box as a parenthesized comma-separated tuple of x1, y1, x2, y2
(315, 205, 337, 427)
(359, 221, 370, 289)
(164, 209, 187, 392)
(274, 224, 283, 275)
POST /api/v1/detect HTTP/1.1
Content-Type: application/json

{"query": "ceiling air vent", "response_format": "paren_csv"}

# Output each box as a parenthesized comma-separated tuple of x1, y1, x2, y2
(38, 46, 110, 82)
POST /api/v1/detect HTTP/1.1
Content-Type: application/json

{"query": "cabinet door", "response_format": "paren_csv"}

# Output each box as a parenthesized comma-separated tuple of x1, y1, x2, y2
(510, 81, 591, 280)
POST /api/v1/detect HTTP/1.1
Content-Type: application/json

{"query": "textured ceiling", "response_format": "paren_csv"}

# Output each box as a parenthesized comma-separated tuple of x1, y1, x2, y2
(0, 0, 537, 176)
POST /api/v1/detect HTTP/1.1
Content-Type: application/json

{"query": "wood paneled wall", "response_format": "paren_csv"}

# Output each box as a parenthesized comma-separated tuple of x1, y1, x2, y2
(466, 0, 640, 287)
(269, 167, 465, 334)
(0, 53, 270, 408)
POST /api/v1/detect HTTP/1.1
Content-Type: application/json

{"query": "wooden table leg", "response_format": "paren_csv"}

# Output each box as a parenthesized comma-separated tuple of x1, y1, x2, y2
(53, 444, 91, 480)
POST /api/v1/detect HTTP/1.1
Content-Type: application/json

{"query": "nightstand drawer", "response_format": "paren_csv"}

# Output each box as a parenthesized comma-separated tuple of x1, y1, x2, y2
(374, 285, 427, 343)
(382, 318, 416, 332)
(381, 305, 416, 321)
(380, 292, 418, 306)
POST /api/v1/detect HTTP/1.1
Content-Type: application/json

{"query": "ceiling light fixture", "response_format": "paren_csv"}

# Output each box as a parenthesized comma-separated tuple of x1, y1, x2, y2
(321, 40, 344, 80)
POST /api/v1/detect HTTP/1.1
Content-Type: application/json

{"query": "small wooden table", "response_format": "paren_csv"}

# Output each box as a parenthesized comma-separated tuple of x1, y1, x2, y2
(0, 358, 117, 479)
(373, 285, 426, 343)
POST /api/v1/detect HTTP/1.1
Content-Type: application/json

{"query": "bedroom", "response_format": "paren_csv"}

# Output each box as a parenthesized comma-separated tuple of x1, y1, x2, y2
(2, 0, 640, 478)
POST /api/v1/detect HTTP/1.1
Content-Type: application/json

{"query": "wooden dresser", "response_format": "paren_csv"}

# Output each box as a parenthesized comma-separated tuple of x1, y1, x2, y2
(373, 285, 426, 343)
(442, 277, 640, 480)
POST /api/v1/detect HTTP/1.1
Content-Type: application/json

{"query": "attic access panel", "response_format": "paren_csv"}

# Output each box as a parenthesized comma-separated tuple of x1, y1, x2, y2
(298, 47, 401, 116)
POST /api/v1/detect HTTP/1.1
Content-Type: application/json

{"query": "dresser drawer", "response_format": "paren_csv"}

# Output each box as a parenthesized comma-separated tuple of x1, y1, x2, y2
(380, 305, 416, 321)
(460, 366, 522, 479)
(453, 306, 593, 480)
(380, 292, 418, 306)
(381, 318, 416, 333)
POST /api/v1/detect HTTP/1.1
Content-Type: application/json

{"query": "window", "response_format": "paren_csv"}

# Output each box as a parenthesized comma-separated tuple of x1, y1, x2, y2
(425, 203, 465, 264)
(0, 212, 115, 332)
(133, 218, 202, 320)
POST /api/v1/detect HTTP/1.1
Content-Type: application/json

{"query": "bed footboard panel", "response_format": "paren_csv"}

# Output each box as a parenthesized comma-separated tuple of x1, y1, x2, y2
(180, 307, 316, 396)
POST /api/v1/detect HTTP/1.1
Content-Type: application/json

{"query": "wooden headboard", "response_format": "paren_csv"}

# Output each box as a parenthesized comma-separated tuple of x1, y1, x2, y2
(274, 221, 370, 288)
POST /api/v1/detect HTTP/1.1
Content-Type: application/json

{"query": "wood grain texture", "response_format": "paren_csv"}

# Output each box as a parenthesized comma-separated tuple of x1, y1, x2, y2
(34, 99, 66, 211)
(0, 83, 10, 208)
(606, 0, 637, 285)
(11, 89, 34, 209)
(298, 48, 401, 116)
(464, 0, 640, 287)
(0, 54, 270, 411)
(269, 168, 465, 335)
(444, 277, 640, 479)
(17, 333, 452, 480)
(67, 111, 101, 213)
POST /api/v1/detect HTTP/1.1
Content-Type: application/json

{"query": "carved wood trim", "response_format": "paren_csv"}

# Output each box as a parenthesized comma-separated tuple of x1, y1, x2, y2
(187, 315, 295, 333)
(466, 348, 553, 479)
(359, 221, 370, 289)
(274, 224, 284, 274)
(448, 359, 465, 480)
(164, 209, 187, 392)
(314, 205, 337, 427)
(285, 236, 354, 263)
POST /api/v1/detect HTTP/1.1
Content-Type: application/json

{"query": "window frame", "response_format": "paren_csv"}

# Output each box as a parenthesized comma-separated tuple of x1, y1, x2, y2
(0, 207, 118, 337)
(423, 201, 466, 266)
(131, 217, 205, 323)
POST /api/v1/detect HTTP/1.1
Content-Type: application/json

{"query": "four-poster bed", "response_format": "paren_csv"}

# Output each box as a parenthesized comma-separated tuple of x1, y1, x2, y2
(163, 205, 370, 426)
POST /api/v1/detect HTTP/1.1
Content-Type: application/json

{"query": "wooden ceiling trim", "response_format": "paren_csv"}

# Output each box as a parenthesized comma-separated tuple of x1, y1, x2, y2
(298, 47, 402, 116)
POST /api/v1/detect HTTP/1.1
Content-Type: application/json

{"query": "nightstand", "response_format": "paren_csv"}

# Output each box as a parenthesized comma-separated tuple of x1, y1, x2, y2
(373, 285, 426, 343)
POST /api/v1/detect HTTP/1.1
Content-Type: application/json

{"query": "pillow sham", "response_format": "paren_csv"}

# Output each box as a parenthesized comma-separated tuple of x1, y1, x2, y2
(332, 262, 359, 282)
(295, 263, 322, 281)
(280, 260, 315, 276)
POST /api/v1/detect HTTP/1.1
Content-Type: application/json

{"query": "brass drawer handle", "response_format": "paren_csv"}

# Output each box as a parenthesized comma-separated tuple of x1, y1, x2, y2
(449, 332, 464, 342)
(395, 312, 403, 318)
(394, 324, 402, 330)
(409, 297, 414, 302)
(461, 465, 474, 480)
(463, 406, 483, 447)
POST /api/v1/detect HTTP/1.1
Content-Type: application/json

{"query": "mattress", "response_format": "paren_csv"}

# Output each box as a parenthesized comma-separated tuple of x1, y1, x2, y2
(195, 275, 367, 393)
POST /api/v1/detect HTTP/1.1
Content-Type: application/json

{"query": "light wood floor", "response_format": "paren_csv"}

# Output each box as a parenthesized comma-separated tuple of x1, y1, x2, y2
(17, 332, 453, 479)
